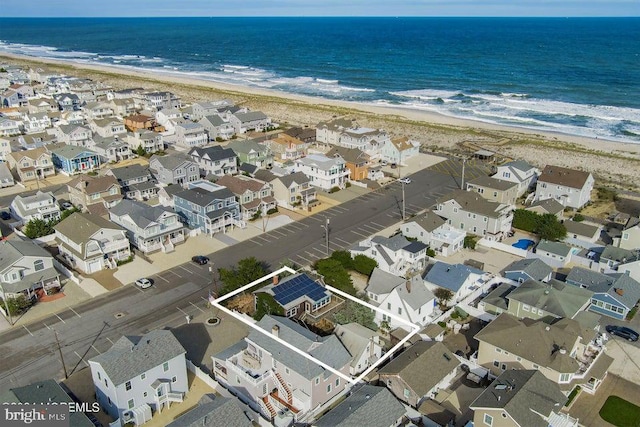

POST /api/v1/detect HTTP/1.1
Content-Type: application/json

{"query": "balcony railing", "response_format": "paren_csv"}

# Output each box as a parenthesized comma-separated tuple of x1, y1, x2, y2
(228, 358, 270, 385)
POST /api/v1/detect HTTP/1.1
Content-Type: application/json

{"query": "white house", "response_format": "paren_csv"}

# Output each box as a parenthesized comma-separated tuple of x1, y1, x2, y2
(380, 137, 420, 164)
(89, 330, 187, 427)
(294, 154, 350, 191)
(350, 234, 427, 277)
(493, 160, 540, 196)
(423, 262, 486, 303)
(374, 274, 436, 330)
(10, 191, 61, 224)
(334, 323, 384, 376)
(174, 122, 208, 148)
(535, 165, 595, 209)
(401, 211, 466, 257)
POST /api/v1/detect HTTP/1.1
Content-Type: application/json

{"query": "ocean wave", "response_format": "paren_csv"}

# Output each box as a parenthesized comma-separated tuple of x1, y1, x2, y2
(390, 89, 461, 100)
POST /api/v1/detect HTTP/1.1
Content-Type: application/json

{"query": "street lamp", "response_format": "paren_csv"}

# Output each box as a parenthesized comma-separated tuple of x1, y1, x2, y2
(320, 217, 330, 256)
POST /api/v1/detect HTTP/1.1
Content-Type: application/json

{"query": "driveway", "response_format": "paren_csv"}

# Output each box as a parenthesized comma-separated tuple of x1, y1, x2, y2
(604, 338, 640, 384)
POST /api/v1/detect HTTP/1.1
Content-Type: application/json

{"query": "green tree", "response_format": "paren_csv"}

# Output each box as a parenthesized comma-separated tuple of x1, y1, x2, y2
(330, 250, 354, 270)
(60, 207, 80, 221)
(426, 248, 436, 257)
(513, 209, 539, 232)
(352, 255, 378, 276)
(253, 292, 284, 321)
(463, 235, 477, 250)
(535, 213, 567, 241)
(218, 257, 267, 295)
(434, 288, 454, 308)
(135, 144, 147, 157)
(1, 295, 32, 316)
(315, 258, 357, 296)
(23, 218, 55, 239)
(332, 301, 377, 330)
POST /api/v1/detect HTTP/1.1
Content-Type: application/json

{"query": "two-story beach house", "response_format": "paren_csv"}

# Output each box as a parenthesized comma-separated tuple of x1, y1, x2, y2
(263, 133, 309, 162)
(294, 154, 350, 191)
(271, 172, 318, 210)
(106, 164, 159, 201)
(175, 122, 208, 148)
(173, 181, 241, 235)
(333, 324, 384, 376)
(149, 154, 199, 186)
(126, 130, 165, 154)
(216, 175, 276, 220)
(350, 235, 427, 277)
(50, 145, 100, 175)
(423, 262, 486, 303)
(89, 118, 126, 138)
(93, 135, 132, 163)
(326, 146, 370, 182)
(54, 212, 131, 273)
(380, 137, 420, 164)
(199, 114, 236, 141)
(229, 111, 271, 133)
(6, 147, 55, 183)
(54, 124, 93, 147)
(466, 176, 519, 205)
(401, 211, 466, 257)
(89, 330, 187, 427)
(10, 191, 61, 224)
(67, 174, 123, 214)
(227, 139, 274, 168)
(535, 165, 595, 209)
(493, 160, 540, 196)
(188, 146, 238, 177)
(109, 199, 185, 254)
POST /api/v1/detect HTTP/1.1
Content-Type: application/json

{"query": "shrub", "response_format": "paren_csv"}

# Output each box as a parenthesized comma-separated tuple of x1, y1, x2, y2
(0, 295, 33, 316)
(437, 321, 447, 328)
(565, 386, 581, 407)
(352, 255, 378, 276)
(23, 218, 56, 239)
(116, 255, 134, 266)
(627, 306, 638, 321)
(463, 235, 478, 250)
(315, 258, 357, 296)
(345, 181, 351, 188)
(330, 251, 354, 270)
(513, 209, 539, 232)
(328, 186, 340, 193)
(450, 311, 460, 319)
(426, 248, 436, 257)
(254, 292, 284, 321)
(267, 207, 278, 215)
(573, 213, 585, 222)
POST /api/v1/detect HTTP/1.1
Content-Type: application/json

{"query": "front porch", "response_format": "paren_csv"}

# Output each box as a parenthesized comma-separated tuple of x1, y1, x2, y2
(139, 230, 185, 254)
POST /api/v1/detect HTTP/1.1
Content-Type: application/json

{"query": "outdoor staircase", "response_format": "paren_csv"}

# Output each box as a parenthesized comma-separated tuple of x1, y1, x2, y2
(274, 371, 293, 404)
(161, 237, 175, 253)
(261, 396, 277, 418)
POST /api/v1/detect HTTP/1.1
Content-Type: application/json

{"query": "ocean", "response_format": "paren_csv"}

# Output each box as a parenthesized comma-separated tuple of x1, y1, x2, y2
(1, 17, 639, 143)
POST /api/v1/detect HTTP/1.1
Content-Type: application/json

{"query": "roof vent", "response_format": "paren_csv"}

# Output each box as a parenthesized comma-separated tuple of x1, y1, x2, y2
(545, 326, 550, 331)
(365, 394, 371, 399)
(616, 288, 625, 296)
(559, 348, 567, 355)
(544, 289, 550, 295)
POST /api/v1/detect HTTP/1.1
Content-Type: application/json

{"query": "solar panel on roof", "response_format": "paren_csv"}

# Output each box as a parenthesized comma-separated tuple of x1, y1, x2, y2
(272, 274, 328, 305)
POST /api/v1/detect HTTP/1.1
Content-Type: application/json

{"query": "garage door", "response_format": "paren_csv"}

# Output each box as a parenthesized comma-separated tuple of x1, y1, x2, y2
(87, 259, 102, 274)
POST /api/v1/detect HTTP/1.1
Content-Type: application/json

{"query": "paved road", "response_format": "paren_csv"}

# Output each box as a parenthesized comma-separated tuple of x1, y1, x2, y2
(0, 159, 487, 392)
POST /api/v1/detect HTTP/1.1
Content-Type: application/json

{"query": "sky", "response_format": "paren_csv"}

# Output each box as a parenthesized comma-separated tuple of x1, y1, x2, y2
(2, 0, 639, 18)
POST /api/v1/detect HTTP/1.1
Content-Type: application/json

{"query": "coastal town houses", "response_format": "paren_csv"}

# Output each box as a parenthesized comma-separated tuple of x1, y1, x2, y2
(534, 165, 595, 209)
(54, 93, 81, 111)
(188, 146, 238, 177)
(18, 132, 58, 150)
(294, 153, 350, 191)
(316, 118, 386, 153)
(380, 136, 420, 164)
(126, 130, 164, 154)
(227, 139, 274, 168)
(377, 341, 460, 408)
(333, 323, 384, 376)
(89, 330, 187, 427)
(110, 98, 137, 117)
(50, 145, 100, 175)
(229, 110, 271, 133)
(93, 135, 132, 163)
(469, 370, 576, 427)
(423, 261, 486, 303)
(0, 117, 21, 136)
(501, 258, 553, 283)
(0, 237, 61, 302)
(199, 114, 236, 141)
(599, 245, 639, 272)
(212, 315, 351, 422)
(216, 174, 276, 220)
(54, 212, 131, 274)
(134, 91, 181, 112)
(493, 160, 540, 196)
(27, 97, 58, 114)
(6, 147, 55, 183)
(534, 240, 574, 268)
(174, 122, 208, 148)
(66, 174, 123, 214)
(435, 189, 514, 241)
(81, 101, 114, 120)
(173, 181, 241, 235)
(53, 124, 93, 147)
(270, 172, 318, 210)
(10, 191, 61, 224)
(474, 313, 613, 395)
(350, 234, 427, 277)
(89, 118, 127, 138)
(0, 163, 14, 188)
(166, 395, 254, 427)
(149, 153, 199, 186)
(154, 108, 182, 133)
(124, 114, 157, 133)
(109, 199, 185, 254)
(21, 111, 52, 134)
(401, 210, 466, 257)
(106, 164, 159, 201)
(284, 126, 316, 144)
(326, 146, 370, 181)
(0, 137, 10, 162)
(190, 99, 235, 121)
(565, 266, 640, 320)
(466, 175, 519, 205)
(262, 133, 309, 161)
(612, 216, 640, 250)
(564, 220, 602, 247)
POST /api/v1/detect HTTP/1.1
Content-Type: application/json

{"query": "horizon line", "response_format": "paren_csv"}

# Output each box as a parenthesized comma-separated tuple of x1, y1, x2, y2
(2, 15, 639, 19)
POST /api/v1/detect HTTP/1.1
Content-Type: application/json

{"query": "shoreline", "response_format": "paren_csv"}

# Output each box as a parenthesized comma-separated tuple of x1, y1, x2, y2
(2, 52, 640, 189)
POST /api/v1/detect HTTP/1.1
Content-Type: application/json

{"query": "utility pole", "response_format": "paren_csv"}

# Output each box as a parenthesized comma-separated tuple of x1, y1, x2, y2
(399, 151, 405, 221)
(54, 329, 68, 379)
(321, 217, 330, 256)
(461, 157, 467, 190)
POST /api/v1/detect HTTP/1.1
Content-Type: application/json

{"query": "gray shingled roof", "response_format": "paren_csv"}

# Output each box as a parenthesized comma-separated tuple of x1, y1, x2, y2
(481, 283, 515, 311)
(411, 211, 446, 233)
(423, 262, 484, 292)
(174, 186, 234, 207)
(149, 153, 193, 171)
(508, 279, 593, 318)
(502, 258, 553, 281)
(0, 238, 54, 272)
(54, 212, 123, 246)
(109, 199, 174, 229)
(50, 145, 98, 159)
(394, 275, 435, 311)
(564, 220, 600, 239)
(371, 234, 412, 252)
(366, 268, 406, 296)
(536, 240, 573, 257)
(89, 330, 185, 386)
(278, 171, 309, 187)
(538, 165, 591, 189)
(436, 189, 510, 218)
(234, 111, 268, 122)
(315, 385, 405, 427)
(601, 245, 637, 263)
(109, 164, 150, 183)
(189, 146, 237, 162)
(334, 323, 378, 367)
(470, 370, 567, 427)
(468, 175, 518, 191)
(502, 160, 536, 172)
(166, 395, 252, 427)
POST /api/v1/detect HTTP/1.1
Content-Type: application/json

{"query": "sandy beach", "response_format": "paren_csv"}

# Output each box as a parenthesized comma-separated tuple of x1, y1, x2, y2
(2, 52, 639, 190)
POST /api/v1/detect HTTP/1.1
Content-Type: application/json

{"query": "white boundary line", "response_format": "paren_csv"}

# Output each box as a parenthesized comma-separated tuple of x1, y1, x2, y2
(211, 267, 420, 385)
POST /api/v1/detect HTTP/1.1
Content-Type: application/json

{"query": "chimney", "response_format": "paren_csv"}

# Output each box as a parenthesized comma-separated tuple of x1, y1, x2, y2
(272, 325, 279, 338)
(405, 280, 411, 293)
(273, 275, 279, 285)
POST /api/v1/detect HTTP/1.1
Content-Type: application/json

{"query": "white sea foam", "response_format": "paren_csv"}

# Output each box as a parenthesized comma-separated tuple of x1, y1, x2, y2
(390, 89, 460, 100)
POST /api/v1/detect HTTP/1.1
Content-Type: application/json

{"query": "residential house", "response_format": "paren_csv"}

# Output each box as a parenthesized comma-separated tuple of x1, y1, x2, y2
(466, 176, 519, 205)
(0, 237, 61, 301)
(124, 114, 156, 132)
(374, 274, 436, 330)
(89, 330, 187, 427)
(166, 395, 254, 427)
(227, 139, 273, 168)
(126, 130, 164, 154)
(326, 146, 370, 181)
(263, 133, 309, 162)
(257, 273, 334, 320)
(110, 98, 137, 117)
(54, 93, 81, 111)
(0, 162, 15, 187)
(599, 245, 638, 272)
(173, 181, 241, 235)
(380, 137, 420, 164)
(435, 190, 514, 241)
(526, 198, 565, 219)
(89, 118, 126, 138)
(6, 147, 55, 183)
(566, 267, 640, 320)
(239, 163, 258, 177)
(27, 97, 59, 113)
(175, 122, 208, 148)
(212, 315, 351, 422)
(82, 101, 114, 120)
(18, 132, 57, 150)
(502, 258, 553, 283)
(190, 100, 235, 121)
(534, 240, 575, 267)
(21, 111, 51, 133)
(350, 234, 427, 277)
(378, 341, 459, 408)
(284, 126, 316, 144)
(564, 220, 602, 247)
(0, 117, 21, 136)
(401, 210, 466, 257)
(470, 370, 575, 427)
(479, 283, 516, 317)
(229, 111, 271, 133)
(109, 199, 185, 254)
(316, 118, 360, 145)
(66, 174, 122, 214)
(1, 88, 29, 108)
(155, 108, 183, 133)
(188, 146, 238, 177)
(54, 124, 93, 147)
(314, 385, 405, 427)
(613, 216, 640, 250)
(493, 160, 540, 196)
(271, 172, 317, 210)
(50, 145, 100, 175)
(423, 261, 486, 303)
(149, 154, 199, 186)
(365, 267, 405, 307)
(10, 191, 61, 224)
(294, 154, 349, 191)
(535, 165, 595, 209)
(93, 135, 132, 163)
(0, 136, 12, 161)
(334, 324, 384, 376)
(474, 313, 612, 394)
(106, 164, 158, 201)
(135, 91, 181, 111)
(54, 212, 131, 273)
(316, 118, 385, 155)
(216, 174, 276, 220)
(0, 380, 94, 427)
(199, 114, 235, 141)
(157, 185, 185, 208)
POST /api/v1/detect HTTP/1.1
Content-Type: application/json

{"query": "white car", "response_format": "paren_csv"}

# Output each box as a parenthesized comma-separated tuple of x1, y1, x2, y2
(135, 278, 152, 289)
(399, 177, 411, 184)
(61, 202, 73, 210)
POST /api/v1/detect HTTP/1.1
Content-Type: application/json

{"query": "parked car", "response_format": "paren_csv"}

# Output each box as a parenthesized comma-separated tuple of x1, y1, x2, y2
(192, 255, 210, 265)
(606, 325, 639, 342)
(0, 211, 11, 220)
(61, 202, 73, 210)
(399, 177, 411, 184)
(135, 278, 152, 289)
(390, 163, 397, 169)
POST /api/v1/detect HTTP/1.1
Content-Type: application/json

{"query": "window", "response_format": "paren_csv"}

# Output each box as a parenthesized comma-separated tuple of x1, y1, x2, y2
(516, 356, 522, 362)
(327, 384, 332, 393)
(125, 381, 131, 391)
(335, 378, 340, 387)
(484, 413, 493, 426)
(495, 348, 502, 353)
(163, 362, 169, 372)
(128, 399, 134, 409)
(97, 372, 101, 381)
(493, 361, 499, 367)
(34, 260, 44, 271)
(522, 304, 530, 312)
(501, 363, 507, 371)
(104, 379, 108, 387)
(315, 378, 320, 385)
(398, 307, 402, 315)
(141, 373, 145, 380)
(285, 367, 290, 375)
(560, 373, 571, 383)
(404, 388, 410, 398)
(532, 364, 539, 369)
(387, 303, 391, 310)
(143, 392, 147, 398)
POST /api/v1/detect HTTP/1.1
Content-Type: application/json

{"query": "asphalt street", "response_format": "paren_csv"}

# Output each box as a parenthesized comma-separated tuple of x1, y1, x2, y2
(0, 159, 487, 392)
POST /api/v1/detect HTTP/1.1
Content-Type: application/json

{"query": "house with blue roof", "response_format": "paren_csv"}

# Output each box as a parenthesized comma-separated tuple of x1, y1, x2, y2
(423, 262, 486, 303)
(50, 144, 100, 175)
(258, 273, 333, 320)
(566, 266, 640, 320)
(502, 258, 553, 284)
(350, 234, 427, 277)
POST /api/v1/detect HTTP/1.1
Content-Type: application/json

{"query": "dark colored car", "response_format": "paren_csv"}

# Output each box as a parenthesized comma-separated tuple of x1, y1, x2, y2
(0, 211, 10, 220)
(191, 255, 210, 265)
(606, 325, 639, 342)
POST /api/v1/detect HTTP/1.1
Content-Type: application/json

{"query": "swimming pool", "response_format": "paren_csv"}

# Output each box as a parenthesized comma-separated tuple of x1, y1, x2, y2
(512, 239, 535, 250)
